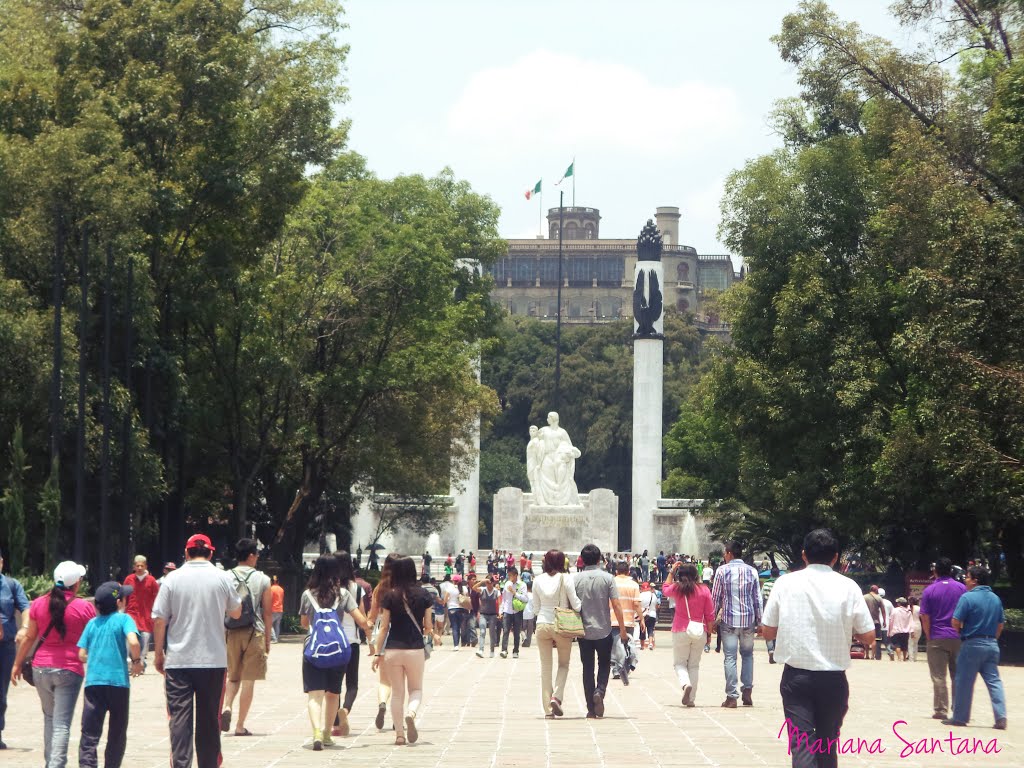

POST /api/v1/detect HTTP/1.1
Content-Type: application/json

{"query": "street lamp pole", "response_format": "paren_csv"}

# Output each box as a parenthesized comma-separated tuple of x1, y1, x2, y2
(555, 191, 564, 411)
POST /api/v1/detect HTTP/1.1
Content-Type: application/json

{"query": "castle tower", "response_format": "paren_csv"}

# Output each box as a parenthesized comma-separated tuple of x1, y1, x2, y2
(631, 220, 664, 552)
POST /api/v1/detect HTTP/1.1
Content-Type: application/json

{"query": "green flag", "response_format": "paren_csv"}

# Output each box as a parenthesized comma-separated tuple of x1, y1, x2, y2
(556, 161, 574, 185)
(524, 179, 541, 200)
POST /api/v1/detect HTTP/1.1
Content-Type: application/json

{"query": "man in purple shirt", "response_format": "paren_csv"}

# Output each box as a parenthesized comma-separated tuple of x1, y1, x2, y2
(919, 557, 967, 720)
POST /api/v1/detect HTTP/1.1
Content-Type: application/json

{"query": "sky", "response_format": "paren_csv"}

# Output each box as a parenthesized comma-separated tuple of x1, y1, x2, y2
(340, 1, 925, 257)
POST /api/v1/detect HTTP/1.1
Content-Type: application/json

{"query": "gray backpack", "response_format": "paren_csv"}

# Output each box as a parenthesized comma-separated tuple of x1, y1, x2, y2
(225, 569, 258, 629)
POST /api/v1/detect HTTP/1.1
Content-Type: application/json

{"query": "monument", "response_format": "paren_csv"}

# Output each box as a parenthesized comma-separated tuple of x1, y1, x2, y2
(631, 219, 664, 551)
(493, 412, 618, 553)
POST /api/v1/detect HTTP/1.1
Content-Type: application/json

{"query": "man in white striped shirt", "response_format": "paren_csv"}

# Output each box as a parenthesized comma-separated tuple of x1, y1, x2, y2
(762, 529, 876, 768)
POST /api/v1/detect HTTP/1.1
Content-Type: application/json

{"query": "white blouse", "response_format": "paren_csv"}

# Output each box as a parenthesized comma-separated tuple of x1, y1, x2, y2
(529, 572, 582, 625)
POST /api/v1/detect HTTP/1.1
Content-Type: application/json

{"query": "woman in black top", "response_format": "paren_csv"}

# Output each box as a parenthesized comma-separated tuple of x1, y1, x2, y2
(370, 556, 438, 745)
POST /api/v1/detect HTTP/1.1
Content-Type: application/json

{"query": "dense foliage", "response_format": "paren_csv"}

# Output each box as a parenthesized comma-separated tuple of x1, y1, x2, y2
(666, 0, 1024, 600)
(0, 0, 501, 574)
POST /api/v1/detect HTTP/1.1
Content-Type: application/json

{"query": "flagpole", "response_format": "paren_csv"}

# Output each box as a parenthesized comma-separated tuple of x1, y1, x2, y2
(555, 190, 564, 412)
(572, 158, 576, 207)
(538, 186, 543, 237)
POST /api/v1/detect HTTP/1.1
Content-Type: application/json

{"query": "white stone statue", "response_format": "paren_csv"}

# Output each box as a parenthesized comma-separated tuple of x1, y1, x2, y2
(528, 411, 582, 507)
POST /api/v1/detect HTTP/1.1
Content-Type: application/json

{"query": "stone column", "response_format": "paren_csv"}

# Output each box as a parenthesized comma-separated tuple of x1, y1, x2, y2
(631, 220, 665, 552)
(450, 259, 482, 553)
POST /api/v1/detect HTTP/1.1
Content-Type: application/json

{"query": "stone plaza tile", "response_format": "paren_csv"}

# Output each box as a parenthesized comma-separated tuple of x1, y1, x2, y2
(2, 637, 1021, 766)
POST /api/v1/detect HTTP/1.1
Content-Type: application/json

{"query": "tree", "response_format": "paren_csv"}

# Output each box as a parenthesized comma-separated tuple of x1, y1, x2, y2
(671, 1, 1024, 594)
(1, 423, 28, 572)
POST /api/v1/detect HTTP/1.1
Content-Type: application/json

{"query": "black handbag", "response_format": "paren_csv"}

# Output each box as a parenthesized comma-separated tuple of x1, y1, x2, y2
(21, 622, 55, 687)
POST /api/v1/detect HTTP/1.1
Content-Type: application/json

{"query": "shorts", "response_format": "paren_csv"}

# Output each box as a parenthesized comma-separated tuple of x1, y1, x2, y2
(225, 628, 268, 682)
(890, 632, 909, 652)
(302, 656, 344, 694)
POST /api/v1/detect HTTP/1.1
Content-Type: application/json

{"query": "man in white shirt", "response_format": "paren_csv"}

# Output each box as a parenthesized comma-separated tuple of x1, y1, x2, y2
(762, 529, 875, 768)
(153, 534, 242, 768)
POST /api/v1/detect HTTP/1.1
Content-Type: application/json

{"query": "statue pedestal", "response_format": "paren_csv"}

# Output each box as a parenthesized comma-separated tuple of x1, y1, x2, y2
(494, 487, 618, 553)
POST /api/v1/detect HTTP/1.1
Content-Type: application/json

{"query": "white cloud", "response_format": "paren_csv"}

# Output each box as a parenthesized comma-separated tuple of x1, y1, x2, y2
(447, 50, 741, 157)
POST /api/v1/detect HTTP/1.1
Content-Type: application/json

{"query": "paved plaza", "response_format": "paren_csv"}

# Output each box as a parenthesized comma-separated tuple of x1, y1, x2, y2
(3, 637, 1021, 767)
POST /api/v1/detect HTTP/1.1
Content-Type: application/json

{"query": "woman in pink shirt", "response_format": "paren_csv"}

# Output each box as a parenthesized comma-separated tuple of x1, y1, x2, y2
(663, 562, 715, 707)
(11, 561, 95, 768)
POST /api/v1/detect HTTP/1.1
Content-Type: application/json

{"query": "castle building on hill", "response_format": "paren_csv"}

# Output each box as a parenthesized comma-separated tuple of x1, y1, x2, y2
(488, 206, 738, 332)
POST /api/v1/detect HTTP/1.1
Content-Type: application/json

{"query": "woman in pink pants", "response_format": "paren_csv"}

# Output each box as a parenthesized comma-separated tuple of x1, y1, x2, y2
(371, 557, 439, 745)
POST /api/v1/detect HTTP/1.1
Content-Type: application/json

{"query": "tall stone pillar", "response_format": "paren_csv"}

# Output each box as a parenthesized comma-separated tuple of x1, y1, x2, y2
(631, 220, 664, 552)
(450, 257, 481, 553)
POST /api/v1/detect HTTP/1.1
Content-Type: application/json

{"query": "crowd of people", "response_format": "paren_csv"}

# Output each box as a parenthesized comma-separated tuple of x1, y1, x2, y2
(0, 533, 1010, 768)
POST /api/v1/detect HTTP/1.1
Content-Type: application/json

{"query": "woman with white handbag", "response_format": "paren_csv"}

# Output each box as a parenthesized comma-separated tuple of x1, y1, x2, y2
(663, 562, 714, 707)
(528, 550, 582, 718)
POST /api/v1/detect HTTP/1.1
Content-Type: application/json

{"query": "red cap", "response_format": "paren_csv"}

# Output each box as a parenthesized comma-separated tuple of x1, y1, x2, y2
(185, 533, 215, 552)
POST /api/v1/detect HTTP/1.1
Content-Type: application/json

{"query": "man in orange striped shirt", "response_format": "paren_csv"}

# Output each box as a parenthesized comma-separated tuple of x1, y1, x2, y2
(610, 562, 642, 685)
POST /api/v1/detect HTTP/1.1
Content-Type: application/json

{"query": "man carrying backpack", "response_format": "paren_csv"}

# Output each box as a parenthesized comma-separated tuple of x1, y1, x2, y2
(220, 538, 273, 737)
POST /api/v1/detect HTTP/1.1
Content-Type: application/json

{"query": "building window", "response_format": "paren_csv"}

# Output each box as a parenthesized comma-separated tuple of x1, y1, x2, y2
(699, 267, 728, 291)
(677, 262, 690, 282)
(584, 224, 595, 239)
(676, 297, 690, 312)
(567, 257, 591, 286)
(565, 223, 579, 239)
(550, 224, 559, 239)
(569, 301, 583, 318)
(538, 258, 559, 285)
(595, 257, 624, 286)
(512, 258, 535, 285)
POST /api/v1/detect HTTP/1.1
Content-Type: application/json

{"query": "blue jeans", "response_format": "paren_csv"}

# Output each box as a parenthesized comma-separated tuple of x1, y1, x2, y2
(35, 667, 84, 768)
(951, 637, 1005, 724)
(478, 614, 499, 652)
(721, 625, 755, 699)
(448, 608, 467, 646)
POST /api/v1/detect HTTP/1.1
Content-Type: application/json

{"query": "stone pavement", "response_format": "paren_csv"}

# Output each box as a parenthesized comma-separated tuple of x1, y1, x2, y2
(3, 636, 1021, 767)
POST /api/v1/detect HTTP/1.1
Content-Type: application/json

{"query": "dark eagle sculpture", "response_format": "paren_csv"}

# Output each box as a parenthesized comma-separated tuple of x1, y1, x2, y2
(633, 268, 662, 337)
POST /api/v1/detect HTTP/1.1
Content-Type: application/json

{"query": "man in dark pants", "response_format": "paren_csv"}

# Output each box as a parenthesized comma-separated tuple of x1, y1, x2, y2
(153, 534, 242, 768)
(762, 529, 875, 768)
(574, 544, 627, 718)
(0, 549, 30, 749)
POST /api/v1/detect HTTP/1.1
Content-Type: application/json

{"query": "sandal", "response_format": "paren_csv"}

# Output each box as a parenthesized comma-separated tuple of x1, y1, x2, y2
(395, 736, 406, 746)
(234, 728, 253, 736)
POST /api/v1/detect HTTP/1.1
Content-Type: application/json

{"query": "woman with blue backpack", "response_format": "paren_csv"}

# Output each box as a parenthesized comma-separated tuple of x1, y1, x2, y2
(299, 556, 371, 751)
(370, 556, 439, 745)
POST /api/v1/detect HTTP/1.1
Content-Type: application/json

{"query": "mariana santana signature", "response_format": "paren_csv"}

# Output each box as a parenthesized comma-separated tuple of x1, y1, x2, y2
(778, 719, 1002, 759)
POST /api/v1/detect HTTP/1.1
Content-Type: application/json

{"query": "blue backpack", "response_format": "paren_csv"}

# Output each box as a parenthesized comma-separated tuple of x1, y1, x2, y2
(303, 592, 352, 669)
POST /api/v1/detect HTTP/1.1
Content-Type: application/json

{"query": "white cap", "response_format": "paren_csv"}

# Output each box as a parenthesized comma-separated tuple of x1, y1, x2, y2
(53, 561, 87, 588)
(878, 588, 886, 598)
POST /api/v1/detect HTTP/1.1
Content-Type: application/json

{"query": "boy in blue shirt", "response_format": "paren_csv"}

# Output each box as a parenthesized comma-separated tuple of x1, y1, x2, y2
(77, 581, 144, 768)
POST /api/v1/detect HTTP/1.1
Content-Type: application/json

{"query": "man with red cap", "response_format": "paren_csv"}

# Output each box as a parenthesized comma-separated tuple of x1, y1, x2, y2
(152, 534, 241, 768)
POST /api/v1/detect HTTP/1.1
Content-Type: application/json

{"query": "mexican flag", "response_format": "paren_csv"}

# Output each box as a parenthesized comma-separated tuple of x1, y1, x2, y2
(524, 180, 541, 200)
(555, 161, 574, 185)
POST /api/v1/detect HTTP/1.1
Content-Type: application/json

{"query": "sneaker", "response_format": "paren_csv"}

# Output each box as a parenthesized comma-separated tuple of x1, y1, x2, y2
(512, 652, 519, 659)
(489, 651, 495, 658)
(453, 646, 459, 652)
(994, 718, 1007, 730)
(550, 698, 563, 717)
(593, 691, 605, 718)
(500, 650, 508, 658)
(941, 719, 967, 727)
(704, 644, 710, 653)
(336, 709, 350, 737)
(681, 684, 692, 707)
(312, 729, 323, 751)
(476, 649, 484, 658)
(721, 698, 737, 708)
(375, 703, 387, 730)
(768, 652, 776, 664)
(405, 714, 418, 744)
(741, 688, 753, 706)
(322, 735, 335, 747)
(932, 713, 947, 720)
